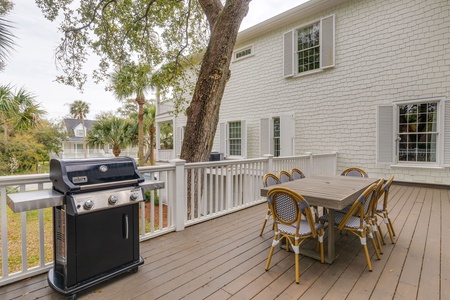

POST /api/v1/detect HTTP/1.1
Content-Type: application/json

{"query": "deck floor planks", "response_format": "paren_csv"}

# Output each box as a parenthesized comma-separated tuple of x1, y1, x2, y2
(440, 189, 450, 300)
(363, 185, 418, 299)
(2, 183, 449, 300)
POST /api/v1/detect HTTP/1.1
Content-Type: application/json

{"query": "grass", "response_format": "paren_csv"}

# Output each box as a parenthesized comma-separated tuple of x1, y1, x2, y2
(0, 207, 54, 276)
(1, 201, 166, 276)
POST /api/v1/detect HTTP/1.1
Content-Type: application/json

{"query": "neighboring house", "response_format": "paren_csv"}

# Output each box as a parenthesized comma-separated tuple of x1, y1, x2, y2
(54, 118, 138, 159)
(157, 0, 450, 185)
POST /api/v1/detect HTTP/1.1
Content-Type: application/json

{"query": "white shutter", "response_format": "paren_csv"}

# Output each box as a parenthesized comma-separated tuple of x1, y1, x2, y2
(443, 100, 450, 166)
(175, 126, 184, 158)
(320, 15, 335, 69)
(241, 120, 247, 158)
(260, 118, 271, 156)
(283, 31, 294, 77)
(280, 115, 294, 156)
(377, 105, 395, 164)
(175, 126, 182, 157)
(219, 122, 227, 157)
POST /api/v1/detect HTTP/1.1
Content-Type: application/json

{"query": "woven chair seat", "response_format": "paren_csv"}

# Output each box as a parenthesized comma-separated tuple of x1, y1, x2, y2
(277, 221, 323, 236)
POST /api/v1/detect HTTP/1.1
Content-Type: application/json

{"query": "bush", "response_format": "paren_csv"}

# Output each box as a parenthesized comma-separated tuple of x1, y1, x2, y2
(144, 190, 159, 205)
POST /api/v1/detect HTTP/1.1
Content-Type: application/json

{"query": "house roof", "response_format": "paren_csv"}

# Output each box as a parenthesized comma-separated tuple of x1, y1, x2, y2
(237, 0, 350, 45)
(64, 118, 96, 142)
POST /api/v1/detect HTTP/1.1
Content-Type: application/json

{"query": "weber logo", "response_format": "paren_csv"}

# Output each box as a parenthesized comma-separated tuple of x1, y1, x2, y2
(72, 176, 88, 184)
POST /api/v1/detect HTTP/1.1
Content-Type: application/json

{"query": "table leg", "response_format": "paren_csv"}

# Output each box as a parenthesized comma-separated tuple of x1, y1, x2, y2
(326, 209, 336, 263)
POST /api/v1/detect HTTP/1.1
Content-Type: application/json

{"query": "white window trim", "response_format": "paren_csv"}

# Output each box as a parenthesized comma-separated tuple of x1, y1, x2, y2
(232, 44, 254, 62)
(377, 97, 448, 168)
(259, 114, 295, 157)
(283, 14, 335, 78)
(219, 120, 247, 159)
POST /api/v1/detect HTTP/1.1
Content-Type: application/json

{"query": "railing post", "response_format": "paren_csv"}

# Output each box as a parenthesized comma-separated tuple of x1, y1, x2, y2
(332, 151, 338, 175)
(263, 154, 274, 174)
(305, 152, 313, 176)
(170, 159, 186, 231)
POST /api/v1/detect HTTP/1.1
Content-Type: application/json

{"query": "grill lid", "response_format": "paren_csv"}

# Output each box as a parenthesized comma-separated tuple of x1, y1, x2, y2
(50, 157, 144, 193)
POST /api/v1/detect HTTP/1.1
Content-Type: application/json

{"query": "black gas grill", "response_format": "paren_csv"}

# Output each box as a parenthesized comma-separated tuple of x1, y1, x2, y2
(47, 157, 146, 299)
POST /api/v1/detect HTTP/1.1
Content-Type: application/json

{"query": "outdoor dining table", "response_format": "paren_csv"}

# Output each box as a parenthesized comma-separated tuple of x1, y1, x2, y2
(260, 175, 378, 264)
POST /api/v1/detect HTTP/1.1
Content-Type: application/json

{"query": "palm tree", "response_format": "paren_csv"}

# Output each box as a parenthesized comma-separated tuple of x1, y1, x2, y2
(0, 84, 44, 146)
(86, 116, 134, 157)
(68, 100, 90, 158)
(140, 103, 156, 165)
(110, 63, 153, 164)
(0, 16, 16, 71)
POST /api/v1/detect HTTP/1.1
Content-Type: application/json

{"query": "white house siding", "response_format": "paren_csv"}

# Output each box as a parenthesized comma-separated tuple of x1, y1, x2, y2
(213, 0, 450, 185)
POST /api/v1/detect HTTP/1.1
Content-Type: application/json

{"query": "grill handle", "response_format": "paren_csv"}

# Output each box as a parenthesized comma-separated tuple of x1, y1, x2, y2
(79, 179, 140, 191)
(123, 214, 129, 240)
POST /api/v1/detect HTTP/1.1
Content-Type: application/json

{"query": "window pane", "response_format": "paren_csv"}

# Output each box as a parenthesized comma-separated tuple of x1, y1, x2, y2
(229, 121, 241, 156)
(273, 118, 280, 157)
(296, 22, 320, 74)
(398, 102, 438, 163)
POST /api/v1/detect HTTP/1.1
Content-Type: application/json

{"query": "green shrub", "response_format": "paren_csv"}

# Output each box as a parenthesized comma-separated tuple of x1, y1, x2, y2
(144, 190, 159, 205)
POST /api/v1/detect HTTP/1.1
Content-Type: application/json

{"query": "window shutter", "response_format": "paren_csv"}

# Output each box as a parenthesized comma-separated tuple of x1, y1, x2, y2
(219, 122, 227, 157)
(377, 105, 395, 164)
(175, 126, 184, 158)
(443, 100, 450, 166)
(241, 120, 247, 158)
(320, 15, 335, 69)
(283, 31, 294, 77)
(260, 118, 271, 156)
(280, 114, 294, 156)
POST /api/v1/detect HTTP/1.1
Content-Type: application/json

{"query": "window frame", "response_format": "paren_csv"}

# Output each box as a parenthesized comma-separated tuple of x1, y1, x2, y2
(377, 98, 450, 167)
(219, 120, 247, 159)
(232, 44, 254, 62)
(283, 14, 335, 78)
(260, 115, 295, 157)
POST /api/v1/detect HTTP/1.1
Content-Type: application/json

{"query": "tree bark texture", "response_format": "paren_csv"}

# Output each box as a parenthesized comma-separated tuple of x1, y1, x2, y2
(181, 0, 250, 217)
(180, 0, 250, 163)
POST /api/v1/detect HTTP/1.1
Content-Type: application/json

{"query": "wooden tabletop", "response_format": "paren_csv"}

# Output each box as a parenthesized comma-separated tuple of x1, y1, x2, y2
(261, 175, 378, 210)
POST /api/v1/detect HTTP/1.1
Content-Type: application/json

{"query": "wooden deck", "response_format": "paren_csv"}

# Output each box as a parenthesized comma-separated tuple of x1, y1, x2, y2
(2, 184, 449, 299)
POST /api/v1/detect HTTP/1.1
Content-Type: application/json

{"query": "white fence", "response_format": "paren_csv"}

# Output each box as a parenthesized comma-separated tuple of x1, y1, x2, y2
(0, 152, 337, 286)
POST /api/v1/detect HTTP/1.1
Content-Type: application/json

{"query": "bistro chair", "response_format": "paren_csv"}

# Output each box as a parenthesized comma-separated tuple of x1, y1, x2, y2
(375, 176, 396, 244)
(319, 181, 381, 271)
(278, 170, 293, 183)
(291, 168, 306, 180)
(341, 167, 369, 178)
(366, 178, 385, 254)
(265, 187, 324, 284)
(259, 173, 280, 236)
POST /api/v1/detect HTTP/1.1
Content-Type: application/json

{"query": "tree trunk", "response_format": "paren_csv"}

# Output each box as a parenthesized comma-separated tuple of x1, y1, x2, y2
(149, 123, 155, 165)
(180, 0, 250, 217)
(113, 144, 121, 157)
(137, 96, 145, 164)
(180, 0, 250, 163)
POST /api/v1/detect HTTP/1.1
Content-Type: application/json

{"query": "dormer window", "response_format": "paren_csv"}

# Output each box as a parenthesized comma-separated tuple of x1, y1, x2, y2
(75, 128, 85, 137)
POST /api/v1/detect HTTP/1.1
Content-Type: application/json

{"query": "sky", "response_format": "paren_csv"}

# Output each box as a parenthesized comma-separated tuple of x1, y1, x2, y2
(0, 0, 308, 121)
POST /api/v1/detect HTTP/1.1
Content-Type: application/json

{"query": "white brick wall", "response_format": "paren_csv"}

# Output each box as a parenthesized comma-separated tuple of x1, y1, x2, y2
(213, 0, 450, 185)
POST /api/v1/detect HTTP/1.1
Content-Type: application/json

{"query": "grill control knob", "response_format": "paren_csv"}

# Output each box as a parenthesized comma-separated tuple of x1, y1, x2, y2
(130, 192, 140, 201)
(83, 199, 94, 210)
(108, 195, 118, 205)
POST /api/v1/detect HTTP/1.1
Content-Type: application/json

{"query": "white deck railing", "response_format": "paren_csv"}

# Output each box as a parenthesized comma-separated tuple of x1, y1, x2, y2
(0, 152, 337, 286)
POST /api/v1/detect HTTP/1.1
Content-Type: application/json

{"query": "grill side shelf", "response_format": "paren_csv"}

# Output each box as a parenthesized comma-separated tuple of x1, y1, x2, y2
(7, 190, 64, 212)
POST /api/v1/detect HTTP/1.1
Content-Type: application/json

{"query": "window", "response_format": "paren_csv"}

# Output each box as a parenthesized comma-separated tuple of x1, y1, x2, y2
(75, 128, 84, 137)
(377, 99, 450, 166)
(283, 15, 335, 77)
(260, 115, 294, 157)
(273, 117, 281, 157)
(297, 22, 320, 74)
(233, 44, 254, 61)
(228, 121, 242, 156)
(219, 121, 247, 158)
(398, 103, 437, 163)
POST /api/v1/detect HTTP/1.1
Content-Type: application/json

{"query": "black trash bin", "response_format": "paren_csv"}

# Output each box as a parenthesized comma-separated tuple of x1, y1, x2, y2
(210, 152, 223, 161)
